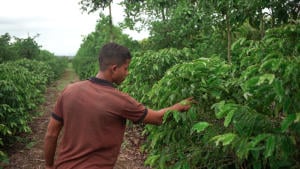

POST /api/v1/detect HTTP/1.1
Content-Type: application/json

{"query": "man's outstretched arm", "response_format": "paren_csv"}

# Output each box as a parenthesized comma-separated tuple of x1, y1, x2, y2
(143, 97, 194, 125)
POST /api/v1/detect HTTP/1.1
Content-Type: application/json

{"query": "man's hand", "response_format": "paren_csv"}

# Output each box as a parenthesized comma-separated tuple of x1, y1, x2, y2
(143, 97, 196, 125)
(173, 97, 196, 112)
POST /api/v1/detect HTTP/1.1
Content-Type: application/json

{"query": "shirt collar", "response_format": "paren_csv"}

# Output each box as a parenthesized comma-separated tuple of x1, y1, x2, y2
(88, 77, 116, 88)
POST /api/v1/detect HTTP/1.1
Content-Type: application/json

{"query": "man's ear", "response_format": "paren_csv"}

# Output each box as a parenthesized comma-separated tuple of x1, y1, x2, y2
(111, 64, 118, 72)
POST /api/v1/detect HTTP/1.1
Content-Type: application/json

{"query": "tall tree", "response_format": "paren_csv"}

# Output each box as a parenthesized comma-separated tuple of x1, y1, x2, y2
(79, 0, 115, 42)
(0, 33, 16, 63)
(122, 0, 205, 49)
(201, 0, 249, 63)
(12, 35, 40, 60)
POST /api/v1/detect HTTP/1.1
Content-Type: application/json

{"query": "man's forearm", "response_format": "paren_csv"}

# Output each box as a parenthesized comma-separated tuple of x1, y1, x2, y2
(144, 98, 193, 125)
(44, 135, 58, 167)
(146, 104, 187, 125)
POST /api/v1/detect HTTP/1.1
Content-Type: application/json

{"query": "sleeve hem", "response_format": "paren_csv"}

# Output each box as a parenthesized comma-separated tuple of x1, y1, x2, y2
(134, 108, 148, 124)
(51, 112, 64, 124)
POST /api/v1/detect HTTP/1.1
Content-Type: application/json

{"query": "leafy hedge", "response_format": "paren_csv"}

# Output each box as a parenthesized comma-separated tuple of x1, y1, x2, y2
(124, 25, 300, 169)
(43, 56, 69, 80)
(0, 58, 67, 163)
(144, 57, 234, 168)
(73, 56, 98, 80)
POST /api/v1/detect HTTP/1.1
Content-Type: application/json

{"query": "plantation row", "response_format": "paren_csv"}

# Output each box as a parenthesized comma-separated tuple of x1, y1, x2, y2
(0, 34, 68, 163)
(119, 25, 300, 169)
(74, 25, 299, 168)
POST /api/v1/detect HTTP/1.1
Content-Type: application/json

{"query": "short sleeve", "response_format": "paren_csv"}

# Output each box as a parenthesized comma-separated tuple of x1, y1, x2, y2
(120, 94, 147, 123)
(52, 91, 64, 123)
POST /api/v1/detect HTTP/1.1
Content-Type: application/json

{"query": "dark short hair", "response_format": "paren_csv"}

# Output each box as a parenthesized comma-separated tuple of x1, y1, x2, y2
(98, 43, 131, 71)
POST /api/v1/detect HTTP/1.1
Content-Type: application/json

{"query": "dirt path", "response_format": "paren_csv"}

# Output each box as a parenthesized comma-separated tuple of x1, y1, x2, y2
(3, 66, 150, 169)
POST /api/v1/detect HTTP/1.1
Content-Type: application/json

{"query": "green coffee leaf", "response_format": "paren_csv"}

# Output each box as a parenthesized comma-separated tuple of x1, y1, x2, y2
(257, 74, 275, 85)
(281, 113, 296, 132)
(211, 133, 237, 146)
(224, 110, 235, 127)
(191, 122, 210, 133)
(264, 136, 275, 158)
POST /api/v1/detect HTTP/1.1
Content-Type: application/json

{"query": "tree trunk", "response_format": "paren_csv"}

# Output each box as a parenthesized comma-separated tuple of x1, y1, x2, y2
(260, 9, 265, 39)
(226, 12, 232, 64)
(161, 8, 166, 21)
(109, 3, 114, 42)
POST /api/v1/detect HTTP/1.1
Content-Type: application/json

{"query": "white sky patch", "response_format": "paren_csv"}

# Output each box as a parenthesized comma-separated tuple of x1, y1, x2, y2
(0, 0, 149, 56)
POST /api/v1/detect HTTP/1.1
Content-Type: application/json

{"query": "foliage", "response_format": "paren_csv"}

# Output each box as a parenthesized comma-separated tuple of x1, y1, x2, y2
(78, 0, 299, 61)
(120, 47, 198, 103)
(73, 56, 98, 80)
(120, 0, 299, 61)
(0, 33, 68, 71)
(12, 35, 41, 60)
(0, 33, 16, 63)
(123, 0, 207, 50)
(143, 57, 234, 168)
(79, 0, 112, 13)
(37, 50, 69, 80)
(12, 59, 55, 85)
(0, 59, 55, 161)
(137, 25, 300, 169)
(0, 33, 68, 163)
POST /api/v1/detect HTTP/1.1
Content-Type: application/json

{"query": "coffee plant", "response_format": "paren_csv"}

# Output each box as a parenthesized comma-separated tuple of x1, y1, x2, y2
(135, 25, 300, 169)
(143, 57, 235, 168)
(0, 58, 67, 163)
(73, 56, 98, 80)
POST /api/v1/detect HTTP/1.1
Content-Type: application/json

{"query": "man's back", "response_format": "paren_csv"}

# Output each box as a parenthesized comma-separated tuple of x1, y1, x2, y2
(53, 78, 146, 169)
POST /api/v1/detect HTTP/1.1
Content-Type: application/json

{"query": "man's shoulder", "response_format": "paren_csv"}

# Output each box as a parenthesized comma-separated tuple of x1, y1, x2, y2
(113, 90, 140, 104)
(71, 79, 90, 86)
(62, 80, 90, 94)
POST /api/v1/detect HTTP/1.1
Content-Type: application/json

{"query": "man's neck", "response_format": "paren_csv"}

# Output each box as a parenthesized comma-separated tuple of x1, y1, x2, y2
(96, 72, 113, 83)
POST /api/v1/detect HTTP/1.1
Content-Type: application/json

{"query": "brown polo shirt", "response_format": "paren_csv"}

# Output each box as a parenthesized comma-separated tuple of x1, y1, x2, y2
(52, 77, 147, 169)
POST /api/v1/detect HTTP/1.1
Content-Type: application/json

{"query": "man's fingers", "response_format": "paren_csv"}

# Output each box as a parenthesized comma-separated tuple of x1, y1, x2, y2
(185, 97, 198, 104)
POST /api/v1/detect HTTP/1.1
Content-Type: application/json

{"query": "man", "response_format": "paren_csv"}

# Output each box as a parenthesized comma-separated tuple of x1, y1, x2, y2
(44, 43, 193, 169)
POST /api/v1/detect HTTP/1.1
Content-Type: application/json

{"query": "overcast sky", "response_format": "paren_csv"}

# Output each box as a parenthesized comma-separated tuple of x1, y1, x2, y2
(0, 0, 148, 56)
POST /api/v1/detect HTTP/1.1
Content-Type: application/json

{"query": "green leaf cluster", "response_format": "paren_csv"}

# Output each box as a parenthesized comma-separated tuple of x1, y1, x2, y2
(120, 47, 198, 103)
(0, 57, 67, 163)
(144, 57, 234, 168)
(0, 33, 44, 63)
(130, 25, 300, 169)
